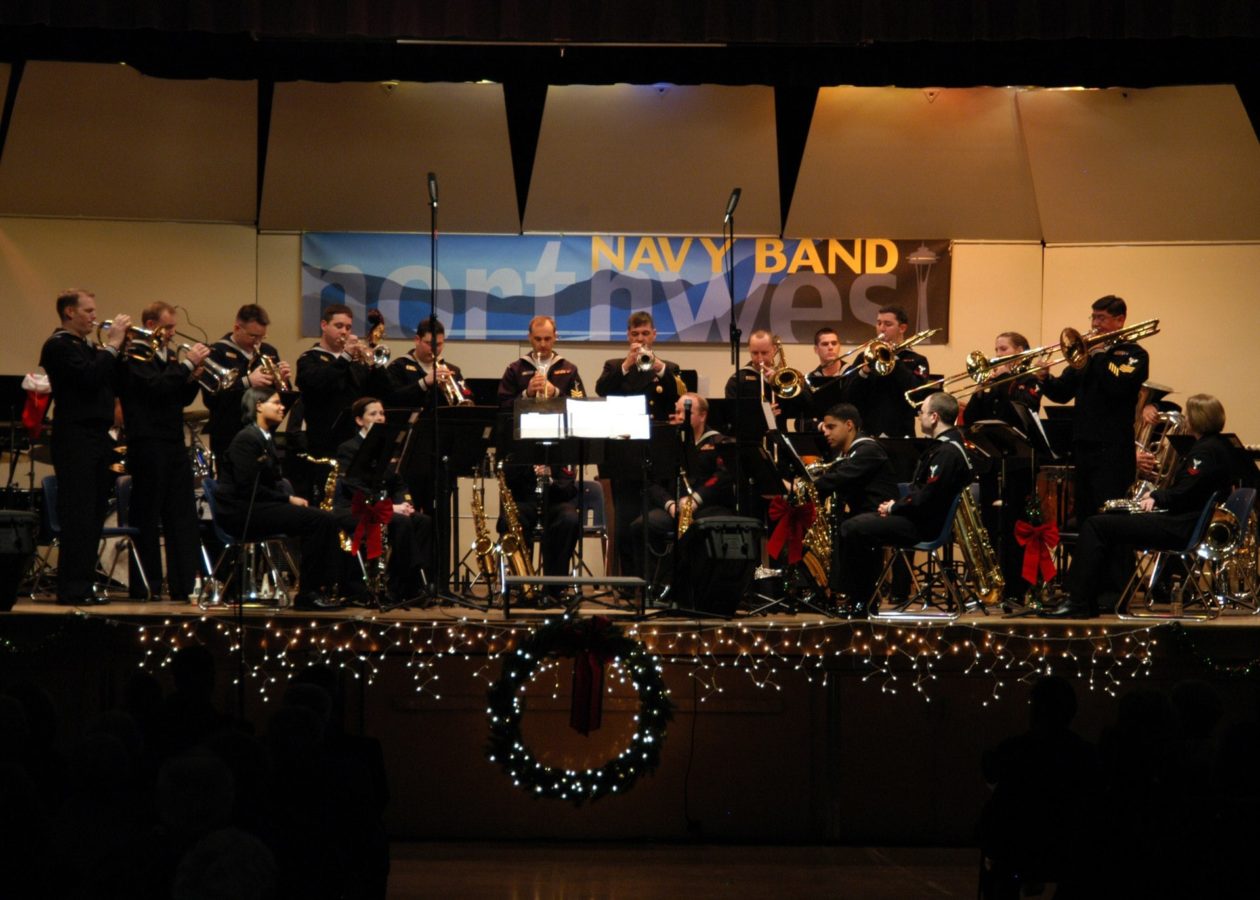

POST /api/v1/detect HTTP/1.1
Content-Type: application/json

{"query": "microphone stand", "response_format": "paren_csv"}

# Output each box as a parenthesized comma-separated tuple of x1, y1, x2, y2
(423, 172, 456, 606)
(723, 188, 743, 515)
(234, 444, 266, 721)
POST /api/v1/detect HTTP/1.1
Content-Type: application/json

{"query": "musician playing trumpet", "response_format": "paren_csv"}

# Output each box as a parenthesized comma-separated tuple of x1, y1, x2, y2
(119, 301, 210, 601)
(385, 317, 471, 410)
(296, 303, 374, 458)
(204, 304, 291, 461)
(844, 305, 930, 438)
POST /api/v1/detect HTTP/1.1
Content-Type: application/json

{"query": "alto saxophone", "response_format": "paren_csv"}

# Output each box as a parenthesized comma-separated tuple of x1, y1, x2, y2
(953, 485, 1005, 606)
(299, 454, 355, 553)
(469, 461, 499, 580)
(795, 476, 832, 592)
(496, 461, 536, 600)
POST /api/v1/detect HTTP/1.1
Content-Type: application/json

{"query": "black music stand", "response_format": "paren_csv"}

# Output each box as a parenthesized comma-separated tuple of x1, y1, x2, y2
(1223, 434, 1260, 490)
(341, 420, 408, 609)
(401, 404, 499, 608)
(501, 397, 646, 616)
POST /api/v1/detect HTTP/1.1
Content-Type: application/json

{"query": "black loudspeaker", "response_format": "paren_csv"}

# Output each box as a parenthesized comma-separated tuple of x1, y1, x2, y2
(675, 515, 763, 617)
(0, 510, 38, 611)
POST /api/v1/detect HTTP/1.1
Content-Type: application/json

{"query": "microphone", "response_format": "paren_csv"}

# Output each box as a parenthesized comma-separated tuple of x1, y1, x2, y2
(723, 187, 741, 223)
(427, 172, 438, 207)
(682, 398, 692, 432)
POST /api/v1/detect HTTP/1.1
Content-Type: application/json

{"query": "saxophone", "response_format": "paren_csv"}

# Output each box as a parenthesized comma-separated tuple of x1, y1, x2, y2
(298, 454, 354, 553)
(795, 477, 832, 591)
(469, 460, 499, 580)
(953, 484, 1005, 606)
(496, 461, 536, 600)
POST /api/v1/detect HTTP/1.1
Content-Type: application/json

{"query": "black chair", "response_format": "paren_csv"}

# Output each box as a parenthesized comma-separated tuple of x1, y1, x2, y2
(1116, 492, 1222, 621)
(870, 486, 967, 622)
(36, 474, 151, 601)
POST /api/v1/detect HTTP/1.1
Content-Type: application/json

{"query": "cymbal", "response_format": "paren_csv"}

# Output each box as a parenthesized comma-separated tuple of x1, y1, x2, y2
(184, 408, 210, 423)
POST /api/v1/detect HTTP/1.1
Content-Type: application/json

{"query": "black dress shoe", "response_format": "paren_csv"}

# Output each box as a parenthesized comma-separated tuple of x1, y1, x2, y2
(1039, 603, 1095, 619)
(295, 591, 342, 610)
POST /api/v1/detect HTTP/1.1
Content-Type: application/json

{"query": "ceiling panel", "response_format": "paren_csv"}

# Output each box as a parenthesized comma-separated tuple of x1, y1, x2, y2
(0, 61, 256, 222)
(788, 86, 1042, 240)
(1018, 85, 1260, 243)
(526, 84, 779, 236)
(261, 81, 518, 233)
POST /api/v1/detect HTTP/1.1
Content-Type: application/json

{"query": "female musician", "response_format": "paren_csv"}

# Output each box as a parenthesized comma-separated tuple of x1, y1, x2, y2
(1046, 394, 1235, 618)
(215, 387, 343, 609)
(962, 331, 1044, 603)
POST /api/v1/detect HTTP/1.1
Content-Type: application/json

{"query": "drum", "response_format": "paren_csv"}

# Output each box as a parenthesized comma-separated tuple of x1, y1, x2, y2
(1036, 465, 1075, 530)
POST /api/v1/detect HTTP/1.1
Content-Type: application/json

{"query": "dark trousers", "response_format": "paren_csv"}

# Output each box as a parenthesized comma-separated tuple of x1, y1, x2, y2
(128, 439, 201, 599)
(611, 478, 648, 577)
(837, 512, 920, 605)
(51, 427, 115, 601)
(336, 509, 433, 597)
(1069, 511, 1197, 614)
(978, 462, 1035, 600)
(500, 500, 579, 580)
(222, 502, 341, 595)
(1072, 441, 1135, 527)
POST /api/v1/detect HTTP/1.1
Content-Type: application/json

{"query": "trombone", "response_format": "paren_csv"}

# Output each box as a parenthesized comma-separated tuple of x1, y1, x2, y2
(841, 327, 940, 378)
(903, 318, 1160, 408)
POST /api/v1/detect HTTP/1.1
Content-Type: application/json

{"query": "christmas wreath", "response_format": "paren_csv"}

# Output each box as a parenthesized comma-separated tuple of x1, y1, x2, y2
(486, 615, 673, 804)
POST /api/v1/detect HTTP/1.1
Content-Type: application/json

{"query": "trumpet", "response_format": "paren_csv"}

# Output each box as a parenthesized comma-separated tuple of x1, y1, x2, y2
(175, 343, 240, 394)
(97, 320, 161, 361)
(252, 353, 295, 392)
(634, 348, 656, 372)
(769, 336, 806, 399)
(434, 357, 473, 406)
(844, 328, 940, 378)
(366, 309, 391, 367)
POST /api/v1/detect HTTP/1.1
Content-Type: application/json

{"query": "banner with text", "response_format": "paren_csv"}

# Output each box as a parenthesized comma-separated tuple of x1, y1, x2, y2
(301, 234, 951, 343)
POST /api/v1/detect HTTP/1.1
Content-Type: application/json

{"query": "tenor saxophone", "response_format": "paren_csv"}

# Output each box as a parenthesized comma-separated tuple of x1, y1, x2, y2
(299, 454, 354, 553)
(954, 485, 1005, 606)
(496, 461, 536, 600)
(469, 464, 499, 580)
(795, 477, 832, 592)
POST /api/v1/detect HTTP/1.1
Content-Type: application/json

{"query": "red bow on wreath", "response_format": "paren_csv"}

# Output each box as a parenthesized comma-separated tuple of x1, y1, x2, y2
(570, 616, 613, 736)
(350, 492, 394, 559)
(1014, 520, 1059, 584)
(767, 496, 816, 564)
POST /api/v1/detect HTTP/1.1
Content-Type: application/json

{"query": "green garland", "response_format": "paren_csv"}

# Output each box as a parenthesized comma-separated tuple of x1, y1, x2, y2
(486, 615, 673, 804)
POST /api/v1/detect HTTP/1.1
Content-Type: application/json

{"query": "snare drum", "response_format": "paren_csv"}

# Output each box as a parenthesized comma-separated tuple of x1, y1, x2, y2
(1036, 465, 1075, 530)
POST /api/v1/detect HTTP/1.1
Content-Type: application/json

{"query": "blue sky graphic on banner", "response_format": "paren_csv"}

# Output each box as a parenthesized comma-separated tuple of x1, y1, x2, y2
(301, 233, 951, 343)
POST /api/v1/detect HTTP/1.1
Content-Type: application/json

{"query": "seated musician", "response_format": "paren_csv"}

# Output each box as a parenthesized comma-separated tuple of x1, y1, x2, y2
(333, 397, 433, 603)
(811, 404, 900, 606)
(1046, 393, 1235, 619)
(214, 388, 343, 610)
(962, 331, 1043, 603)
(623, 393, 737, 584)
(836, 391, 972, 616)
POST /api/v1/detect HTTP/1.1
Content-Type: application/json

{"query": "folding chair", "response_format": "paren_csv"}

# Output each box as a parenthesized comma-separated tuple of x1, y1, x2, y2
(197, 477, 296, 609)
(870, 488, 966, 622)
(36, 474, 151, 601)
(1207, 487, 1258, 613)
(573, 479, 610, 577)
(1116, 492, 1221, 621)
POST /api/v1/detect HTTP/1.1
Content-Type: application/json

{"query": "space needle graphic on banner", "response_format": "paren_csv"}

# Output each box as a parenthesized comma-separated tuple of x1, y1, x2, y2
(301, 234, 950, 344)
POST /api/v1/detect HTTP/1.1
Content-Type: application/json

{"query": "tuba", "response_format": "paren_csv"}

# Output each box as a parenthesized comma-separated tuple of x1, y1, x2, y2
(495, 461, 536, 600)
(953, 485, 1005, 606)
(769, 336, 805, 400)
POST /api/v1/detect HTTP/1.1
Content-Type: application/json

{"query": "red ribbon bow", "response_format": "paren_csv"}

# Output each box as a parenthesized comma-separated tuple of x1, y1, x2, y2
(570, 616, 613, 736)
(767, 497, 816, 564)
(1014, 520, 1059, 584)
(350, 492, 394, 559)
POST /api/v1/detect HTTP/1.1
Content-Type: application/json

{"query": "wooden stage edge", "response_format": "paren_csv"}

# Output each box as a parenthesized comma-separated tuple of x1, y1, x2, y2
(6, 592, 1260, 630)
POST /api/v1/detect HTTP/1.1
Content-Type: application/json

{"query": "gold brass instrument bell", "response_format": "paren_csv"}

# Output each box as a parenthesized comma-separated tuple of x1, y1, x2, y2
(769, 336, 806, 399)
(843, 328, 940, 379)
(96, 320, 161, 361)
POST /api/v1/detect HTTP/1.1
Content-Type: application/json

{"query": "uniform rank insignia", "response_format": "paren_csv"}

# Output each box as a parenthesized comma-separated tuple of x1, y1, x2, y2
(927, 463, 940, 483)
(1108, 361, 1136, 376)
(1187, 458, 1202, 475)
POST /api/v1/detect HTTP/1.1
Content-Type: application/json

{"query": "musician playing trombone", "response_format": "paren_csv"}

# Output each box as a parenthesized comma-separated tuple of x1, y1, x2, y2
(119, 301, 210, 601)
(844, 305, 930, 438)
(1040, 295, 1153, 528)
